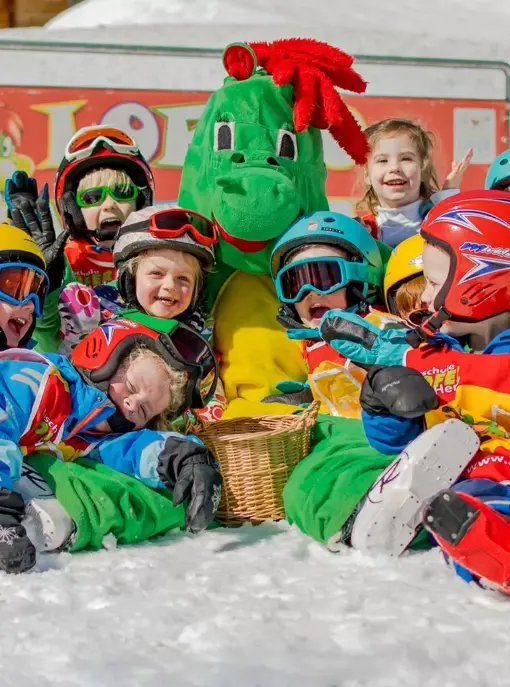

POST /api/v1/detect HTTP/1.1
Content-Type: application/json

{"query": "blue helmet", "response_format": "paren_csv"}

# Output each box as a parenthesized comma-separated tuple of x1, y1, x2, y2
(485, 149, 510, 190)
(271, 211, 383, 303)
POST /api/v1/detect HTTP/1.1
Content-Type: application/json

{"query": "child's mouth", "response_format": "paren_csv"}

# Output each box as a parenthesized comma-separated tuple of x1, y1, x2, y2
(308, 305, 329, 321)
(385, 179, 407, 187)
(156, 297, 179, 308)
(97, 218, 122, 240)
(7, 316, 28, 338)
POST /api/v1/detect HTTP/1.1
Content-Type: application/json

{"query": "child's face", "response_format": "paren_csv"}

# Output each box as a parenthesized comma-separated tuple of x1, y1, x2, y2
(422, 243, 473, 338)
(290, 245, 349, 328)
(135, 248, 198, 319)
(107, 354, 171, 430)
(0, 300, 34, 347)
(366, 133, 422, 209)
(78, 169, 137, 248)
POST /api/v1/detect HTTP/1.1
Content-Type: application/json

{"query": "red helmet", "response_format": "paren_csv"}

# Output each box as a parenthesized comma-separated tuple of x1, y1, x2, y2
(55, 126, 154, 236)
(421, 190, 510, 327)
(71, 313, 218, 411)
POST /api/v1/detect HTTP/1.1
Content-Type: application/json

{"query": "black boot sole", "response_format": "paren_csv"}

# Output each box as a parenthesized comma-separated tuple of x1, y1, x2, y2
(423, 490, 480, 546)
(0, 543, 36, 574)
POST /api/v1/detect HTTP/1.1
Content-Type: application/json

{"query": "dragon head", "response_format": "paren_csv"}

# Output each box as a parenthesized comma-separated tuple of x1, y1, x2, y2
(178, 38, 368, 273)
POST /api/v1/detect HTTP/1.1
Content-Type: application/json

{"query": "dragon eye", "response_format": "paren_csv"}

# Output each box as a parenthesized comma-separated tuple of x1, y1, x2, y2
(214, 121, 235, 151)
(276, 130, 297, 160)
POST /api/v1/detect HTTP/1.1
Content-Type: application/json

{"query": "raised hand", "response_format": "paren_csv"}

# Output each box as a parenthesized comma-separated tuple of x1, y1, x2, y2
(443, 148, 473, 190)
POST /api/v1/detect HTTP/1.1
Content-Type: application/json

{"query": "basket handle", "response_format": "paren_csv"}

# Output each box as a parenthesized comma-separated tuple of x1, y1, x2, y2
(295, 400, 320, 424)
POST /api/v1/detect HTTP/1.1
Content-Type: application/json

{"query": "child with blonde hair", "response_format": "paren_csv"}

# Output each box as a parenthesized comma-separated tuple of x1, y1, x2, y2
(55, 125, 155, 287)
(357, 118, 472, 248)
(0, 314, 221, 574)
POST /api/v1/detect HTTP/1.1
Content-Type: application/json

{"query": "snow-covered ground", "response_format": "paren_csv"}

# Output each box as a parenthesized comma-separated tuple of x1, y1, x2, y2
(5, 523, 509, 687)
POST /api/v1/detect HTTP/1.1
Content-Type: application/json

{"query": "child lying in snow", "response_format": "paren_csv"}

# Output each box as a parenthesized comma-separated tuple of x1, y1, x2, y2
(0, 313, 221, 574)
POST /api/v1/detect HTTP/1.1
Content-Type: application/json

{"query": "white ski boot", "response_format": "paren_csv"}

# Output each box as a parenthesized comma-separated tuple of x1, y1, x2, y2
(14, 464, 74, 553)
(346, 419, 480, 557)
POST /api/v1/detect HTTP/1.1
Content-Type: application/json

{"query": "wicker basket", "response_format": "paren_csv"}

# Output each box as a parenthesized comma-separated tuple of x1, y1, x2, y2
(187, 402, 319, 525)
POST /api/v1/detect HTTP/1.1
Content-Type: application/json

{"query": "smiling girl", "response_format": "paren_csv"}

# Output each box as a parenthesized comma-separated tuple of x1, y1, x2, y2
(357, 118, 472, 248)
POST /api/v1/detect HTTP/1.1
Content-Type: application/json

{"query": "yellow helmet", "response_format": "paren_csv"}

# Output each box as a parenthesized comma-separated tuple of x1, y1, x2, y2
(0, 224, 46, 271)
(384, 234, 425, 314)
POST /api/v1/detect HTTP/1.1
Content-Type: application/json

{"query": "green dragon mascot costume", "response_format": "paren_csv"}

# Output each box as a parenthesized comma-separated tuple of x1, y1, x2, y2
(178, 39, 396, 547)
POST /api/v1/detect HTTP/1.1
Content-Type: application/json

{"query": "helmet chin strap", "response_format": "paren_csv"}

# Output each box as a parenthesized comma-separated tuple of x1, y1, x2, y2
(406, 306, 452, 348)
(106, 408, 136, 433)
(89, 225, 118, 242)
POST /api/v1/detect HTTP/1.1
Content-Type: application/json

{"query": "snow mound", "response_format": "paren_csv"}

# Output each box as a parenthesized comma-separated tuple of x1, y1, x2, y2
(46, 0, 510, 52)
(4, 523, 509, 686)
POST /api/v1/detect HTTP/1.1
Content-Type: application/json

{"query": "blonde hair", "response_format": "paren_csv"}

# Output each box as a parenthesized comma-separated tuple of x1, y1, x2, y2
(77, 168, 137, 193)
(357, 118, 441, 216)
(122, 345, 189, 430)
(127, 248, 204, 306)
(394, 274, 426, 319)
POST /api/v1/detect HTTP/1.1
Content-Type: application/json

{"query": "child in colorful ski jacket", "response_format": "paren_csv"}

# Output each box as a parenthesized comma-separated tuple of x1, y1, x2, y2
(0, 314, 221, 574)
(267, 210, 390, 417)
(308, 190, 510, 592)
(3, 125, 154, 351)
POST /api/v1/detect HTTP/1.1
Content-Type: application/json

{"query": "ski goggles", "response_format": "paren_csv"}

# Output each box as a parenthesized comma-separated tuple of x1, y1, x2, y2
(65, 126, 140, 163)
(159, 322, 219, 409)
(119, 208, 218, 248)
(76, 184, 139, 208)
(275, 257, 381, 304)
(0, 263, 49, 318)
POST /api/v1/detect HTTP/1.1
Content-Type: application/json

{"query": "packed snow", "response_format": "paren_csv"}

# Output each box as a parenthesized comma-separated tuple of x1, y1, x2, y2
(4, 523, 509, 687)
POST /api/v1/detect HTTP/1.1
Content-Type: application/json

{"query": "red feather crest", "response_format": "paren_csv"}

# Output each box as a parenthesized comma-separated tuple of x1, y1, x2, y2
(223, 38, 369, 165)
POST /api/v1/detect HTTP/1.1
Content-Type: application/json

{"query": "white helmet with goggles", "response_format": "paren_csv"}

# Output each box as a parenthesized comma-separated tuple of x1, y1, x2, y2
(114, 205, 217, 308)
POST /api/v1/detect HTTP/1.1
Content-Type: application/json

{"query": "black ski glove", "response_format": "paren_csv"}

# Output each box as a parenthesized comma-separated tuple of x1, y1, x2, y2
(59, 190, 87, 236)
(4, 171, 38, 225)
(157, 438, 222, 534)
(10, 187, 69, 293)
(360, 365, 439, 418)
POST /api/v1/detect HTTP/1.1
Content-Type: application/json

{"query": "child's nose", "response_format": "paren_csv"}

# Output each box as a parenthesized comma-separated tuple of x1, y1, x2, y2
(124, 395, 139, 413)
(161, 274, 176, 290)
(100, 194, 116, 211)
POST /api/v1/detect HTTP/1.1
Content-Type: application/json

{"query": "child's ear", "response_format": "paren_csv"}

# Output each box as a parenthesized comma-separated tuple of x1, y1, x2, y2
(363, 167, 371, 187)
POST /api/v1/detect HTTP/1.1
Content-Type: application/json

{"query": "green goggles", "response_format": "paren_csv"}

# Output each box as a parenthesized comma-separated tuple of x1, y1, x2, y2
(76, 184, 139, 208)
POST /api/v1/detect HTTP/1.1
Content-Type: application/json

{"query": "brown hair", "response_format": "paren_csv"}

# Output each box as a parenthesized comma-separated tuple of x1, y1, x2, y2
(127, 248, 204, 307)
(357, 118, 441, 216)
(394, 274, 426, 319)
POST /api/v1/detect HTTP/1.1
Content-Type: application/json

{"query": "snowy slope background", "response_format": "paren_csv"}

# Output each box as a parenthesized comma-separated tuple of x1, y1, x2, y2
(0, 1, 508, 685)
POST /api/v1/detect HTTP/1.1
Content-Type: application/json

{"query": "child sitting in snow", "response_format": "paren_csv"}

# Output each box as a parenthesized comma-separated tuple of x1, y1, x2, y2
(309, 190, 510, 593)
(357, 117, 471, 248)
(266, 210, 391, 417)
(0, 314, 221, 575)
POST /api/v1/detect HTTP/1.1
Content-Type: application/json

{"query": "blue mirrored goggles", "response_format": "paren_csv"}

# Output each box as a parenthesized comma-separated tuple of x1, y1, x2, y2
(275, 256, 381, 304)
(0, 262, 49, 318)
